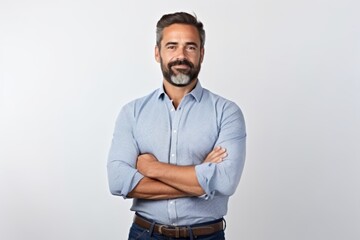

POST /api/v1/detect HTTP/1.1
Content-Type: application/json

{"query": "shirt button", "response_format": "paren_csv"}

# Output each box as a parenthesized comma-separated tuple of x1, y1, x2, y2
(173, 130, 177, 133)
(171, 154, 175, 157)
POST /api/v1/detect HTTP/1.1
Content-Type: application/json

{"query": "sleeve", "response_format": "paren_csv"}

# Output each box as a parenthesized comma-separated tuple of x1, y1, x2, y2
(107, 104, 144, 198)
(195, 102, 246, 200)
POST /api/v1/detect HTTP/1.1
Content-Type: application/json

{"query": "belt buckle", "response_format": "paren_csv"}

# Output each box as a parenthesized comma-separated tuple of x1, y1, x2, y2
(158, 225, 166, 234)
(158, 225, 181, 238)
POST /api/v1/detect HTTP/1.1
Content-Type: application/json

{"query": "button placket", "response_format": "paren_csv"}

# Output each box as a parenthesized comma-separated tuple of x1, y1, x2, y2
(169, 108, 180, 165)
(168, 102, 184, 225)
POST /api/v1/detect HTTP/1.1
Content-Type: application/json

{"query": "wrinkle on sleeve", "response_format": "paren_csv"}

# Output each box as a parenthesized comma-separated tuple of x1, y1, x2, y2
(195, 101, 246, 200)
(195, 163, 216, 199)
(107, 104, 143, 198)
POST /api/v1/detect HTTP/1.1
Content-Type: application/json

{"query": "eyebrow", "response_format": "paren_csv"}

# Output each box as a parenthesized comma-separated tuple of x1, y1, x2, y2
(164, 41, 199, 47)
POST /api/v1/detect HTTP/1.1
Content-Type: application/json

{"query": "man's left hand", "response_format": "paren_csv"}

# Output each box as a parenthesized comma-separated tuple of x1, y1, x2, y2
(136, 153, 159, 176)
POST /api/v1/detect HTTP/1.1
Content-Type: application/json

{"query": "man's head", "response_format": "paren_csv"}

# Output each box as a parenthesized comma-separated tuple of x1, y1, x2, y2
(156, 12, 206, 49)
(155, 12, 205, 87)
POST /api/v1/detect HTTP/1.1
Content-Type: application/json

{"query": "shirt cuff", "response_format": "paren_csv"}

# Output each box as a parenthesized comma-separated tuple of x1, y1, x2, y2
(195, 162, 216, 200)
(123, 171, 144, 199)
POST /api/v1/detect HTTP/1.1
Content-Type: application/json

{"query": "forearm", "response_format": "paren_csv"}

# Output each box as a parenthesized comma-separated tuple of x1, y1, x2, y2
(127, 177, 192, 200)
(143, 162, 205, 196)
(136, 148, 227, 196)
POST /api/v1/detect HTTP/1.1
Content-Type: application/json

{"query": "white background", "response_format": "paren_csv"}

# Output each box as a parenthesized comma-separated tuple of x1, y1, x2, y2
(1, 0, 359, 239)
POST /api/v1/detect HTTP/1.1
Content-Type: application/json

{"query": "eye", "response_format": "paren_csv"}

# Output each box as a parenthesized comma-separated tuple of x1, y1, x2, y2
(186, 45, 197, 51)
(167, 45, 176, 50)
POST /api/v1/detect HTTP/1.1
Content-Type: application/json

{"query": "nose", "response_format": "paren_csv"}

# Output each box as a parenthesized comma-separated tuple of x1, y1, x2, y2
(174, 46, 187, 60)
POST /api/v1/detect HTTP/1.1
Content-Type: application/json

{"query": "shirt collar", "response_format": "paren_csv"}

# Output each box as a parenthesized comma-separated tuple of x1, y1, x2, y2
(157, 86, 166, 99)
(157, 80, 204, 102)
(188, 81, 203, 102)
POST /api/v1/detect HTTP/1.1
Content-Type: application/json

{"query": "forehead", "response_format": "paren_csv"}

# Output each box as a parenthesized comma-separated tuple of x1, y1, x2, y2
(161, 24, 201, 45)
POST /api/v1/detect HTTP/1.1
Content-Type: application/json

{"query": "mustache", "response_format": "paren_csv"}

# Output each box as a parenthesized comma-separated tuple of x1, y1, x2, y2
(168, 59, 194, 68)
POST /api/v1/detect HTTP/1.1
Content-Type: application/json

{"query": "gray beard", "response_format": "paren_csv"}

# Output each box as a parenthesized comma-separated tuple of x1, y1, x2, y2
(160, 56, 201, 87)
(170, 73, 191, 86)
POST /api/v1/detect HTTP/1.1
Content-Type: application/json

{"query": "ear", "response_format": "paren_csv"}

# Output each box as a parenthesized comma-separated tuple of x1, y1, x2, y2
(155, 45, 160, 63)
(200, 47, 205, 63)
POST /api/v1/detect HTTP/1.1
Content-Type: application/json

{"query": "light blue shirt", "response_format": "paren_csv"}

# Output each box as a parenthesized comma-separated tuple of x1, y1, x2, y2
(107, 81, 246, 225)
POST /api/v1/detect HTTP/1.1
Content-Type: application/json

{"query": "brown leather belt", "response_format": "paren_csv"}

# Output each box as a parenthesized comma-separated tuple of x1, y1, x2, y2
(134, 214, 224, 238)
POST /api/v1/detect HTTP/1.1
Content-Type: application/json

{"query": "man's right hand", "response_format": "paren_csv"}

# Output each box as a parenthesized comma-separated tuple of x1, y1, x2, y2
(203, 146, 227, 163)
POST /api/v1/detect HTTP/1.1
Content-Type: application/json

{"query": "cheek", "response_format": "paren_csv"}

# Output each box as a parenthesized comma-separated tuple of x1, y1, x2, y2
(190, 52, 202, 62)
(193, 55, 202, 66)
(160, 53, 173, 64)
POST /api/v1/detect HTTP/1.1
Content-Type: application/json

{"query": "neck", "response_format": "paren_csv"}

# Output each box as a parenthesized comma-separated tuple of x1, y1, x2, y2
(163, 79, 197, 109)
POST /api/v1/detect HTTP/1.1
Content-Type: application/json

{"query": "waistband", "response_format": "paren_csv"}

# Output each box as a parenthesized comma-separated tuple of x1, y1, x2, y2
(133, 213, 224, 238)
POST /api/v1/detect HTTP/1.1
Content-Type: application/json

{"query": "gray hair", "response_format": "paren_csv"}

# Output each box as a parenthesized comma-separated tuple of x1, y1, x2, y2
(156, 12, 206, 48)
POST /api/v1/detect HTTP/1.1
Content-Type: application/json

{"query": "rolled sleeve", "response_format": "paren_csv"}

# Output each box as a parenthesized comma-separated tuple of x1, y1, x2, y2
(107, 104, 143, 198)
(195, 163, 216, 199)
(195, 102, 246, 200)
(107, 163, 143, 198)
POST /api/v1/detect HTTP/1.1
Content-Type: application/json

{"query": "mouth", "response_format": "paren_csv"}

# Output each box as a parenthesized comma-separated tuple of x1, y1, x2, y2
(172, 64, 190, 69)
(171, 64, 190, 74)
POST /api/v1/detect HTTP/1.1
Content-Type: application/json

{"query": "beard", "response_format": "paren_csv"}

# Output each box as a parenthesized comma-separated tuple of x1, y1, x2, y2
(160, 58, 201, 87)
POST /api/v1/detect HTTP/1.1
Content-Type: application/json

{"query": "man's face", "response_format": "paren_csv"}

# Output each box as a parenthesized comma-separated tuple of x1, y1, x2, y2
(155, 24, 204, 87)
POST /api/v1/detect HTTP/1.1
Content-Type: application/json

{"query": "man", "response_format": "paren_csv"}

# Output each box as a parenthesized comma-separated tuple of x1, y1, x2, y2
(107, 12, 246, 240)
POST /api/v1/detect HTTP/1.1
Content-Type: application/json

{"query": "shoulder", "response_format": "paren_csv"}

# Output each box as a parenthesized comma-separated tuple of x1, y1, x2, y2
(202, 88, 246, 135)
(117, 88, 160, 118)
(202, 88, 243, 115)
(123, 88, 159, 110)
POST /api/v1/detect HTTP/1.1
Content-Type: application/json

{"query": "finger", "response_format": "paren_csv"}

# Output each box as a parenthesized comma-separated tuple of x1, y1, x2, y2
(204, 147, 227, 163)
(212, 149, 227, 159)
(213, 146, 224, 153)
(208, 152, 228, 163)
(213, 146, 222, 151)
(206, 147, 220, 158)
(215, 152, 228, 162)
(210, 147, 225, 157)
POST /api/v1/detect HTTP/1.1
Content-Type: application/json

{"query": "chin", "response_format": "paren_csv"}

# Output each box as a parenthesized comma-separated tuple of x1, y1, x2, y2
(170, 74, 191, 86)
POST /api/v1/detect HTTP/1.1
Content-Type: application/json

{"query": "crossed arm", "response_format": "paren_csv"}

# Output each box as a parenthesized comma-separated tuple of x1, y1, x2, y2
(127, 147, 227, 199)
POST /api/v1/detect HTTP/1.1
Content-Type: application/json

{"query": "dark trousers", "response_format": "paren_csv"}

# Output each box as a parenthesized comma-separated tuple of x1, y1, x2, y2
(128, 222, 225, 240)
